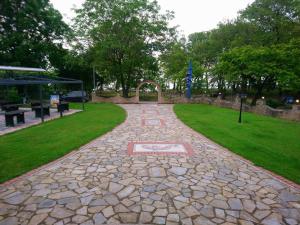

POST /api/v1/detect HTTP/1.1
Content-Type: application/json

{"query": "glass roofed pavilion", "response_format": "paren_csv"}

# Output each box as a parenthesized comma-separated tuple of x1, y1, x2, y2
(0, 66, 85, 124)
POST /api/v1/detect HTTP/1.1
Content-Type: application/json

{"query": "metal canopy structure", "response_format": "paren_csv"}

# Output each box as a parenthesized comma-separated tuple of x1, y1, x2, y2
(0, 73, 83, 86)
(0, 66, 85, 123)
(0, 66, 46, 72)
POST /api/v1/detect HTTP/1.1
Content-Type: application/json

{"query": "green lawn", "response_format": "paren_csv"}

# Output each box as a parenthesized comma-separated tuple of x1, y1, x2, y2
(174, 104, 300, 184)
(0, 103, 126, 183)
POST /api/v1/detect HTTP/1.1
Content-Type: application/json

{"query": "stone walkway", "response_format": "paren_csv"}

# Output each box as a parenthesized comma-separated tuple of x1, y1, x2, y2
(0, 104, 299, 225)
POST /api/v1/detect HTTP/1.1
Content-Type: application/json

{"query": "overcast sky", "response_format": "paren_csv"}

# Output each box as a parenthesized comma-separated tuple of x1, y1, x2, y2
(50, 0, 255, 37)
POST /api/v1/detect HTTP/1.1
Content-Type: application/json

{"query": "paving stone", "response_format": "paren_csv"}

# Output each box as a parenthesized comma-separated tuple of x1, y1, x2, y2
(279, 191, 300, 202)
(183, 205, 200, 217)
(93, 213, 107, 224)
(215, 208, 225, 219)
(72, 215, 88, 223)
(149, 167, 166, 177)
(38, 199, 56, 208)
(193, 216, 215, 225)
(32, 189, 51, 197)
(139, 212, 153, 223)
(28, 213, 48, 225)
(143, 185, 157, 193)
(261, 213, 283, 225)
(192, 191, 206, 199)
(285, 218, 298, 225)
(181, 218, 193, 225)
(254, 210, 271, 220)
(169, 167, 188, 176)
(0, 217, 18, 225)
(242, 199, 256, 213)
(103, 195, 119, 206)
(200, 205, 214, 218)
(210, 199, 229, 209)
(89, 199, 108, 206)
(81, 220, 94, 225)
(153, 216, 166, 224)
(76, 206, 88, 215)
(49, 191, 77, 200)
(114, 204, 130, 213)
(142, 204, 155, 212)
(108, 182, 124, 193)
(50, 206, 74, 219)
(102, 206, 114, 218)
(4, 193, 27, 205)
(228, 198, 243, 210)
(154, 208, 168, 217)
(80, 195, 94, 206)
(167, 214, 179, 222)
(119, 213, 138, 223)
(117, 185, 135, 199)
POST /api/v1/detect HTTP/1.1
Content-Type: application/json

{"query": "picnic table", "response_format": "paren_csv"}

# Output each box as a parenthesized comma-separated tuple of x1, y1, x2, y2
(3, 110, 26, 127)
(32, 104, 50, 118)
(57, 101, 69, 112)
(1, 104, 22, 112)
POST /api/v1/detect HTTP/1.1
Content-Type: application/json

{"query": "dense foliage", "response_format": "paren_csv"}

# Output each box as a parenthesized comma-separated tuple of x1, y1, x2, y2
(74, 0, 175, 97)
(0, 0, 69, 68)
(1, 0, 299, 101)
(162, 0, 300, 103)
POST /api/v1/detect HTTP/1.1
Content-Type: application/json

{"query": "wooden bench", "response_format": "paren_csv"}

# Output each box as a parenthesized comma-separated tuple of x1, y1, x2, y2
(32, 104, 50, 118)
(2, 104, 21, 112)
(57, 101, 69, 112)
(4, 110, 26, 127)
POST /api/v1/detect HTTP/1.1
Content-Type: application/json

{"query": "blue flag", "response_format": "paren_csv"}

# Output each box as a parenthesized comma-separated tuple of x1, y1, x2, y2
(186, 60, 192, 99)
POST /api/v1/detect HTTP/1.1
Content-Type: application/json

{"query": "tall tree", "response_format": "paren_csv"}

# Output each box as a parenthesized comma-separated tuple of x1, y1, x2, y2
(0, 0, 70, 68)
(216, 41, 300, 105)
(240, 0, 300, 45)
(74, 0, 175, 97)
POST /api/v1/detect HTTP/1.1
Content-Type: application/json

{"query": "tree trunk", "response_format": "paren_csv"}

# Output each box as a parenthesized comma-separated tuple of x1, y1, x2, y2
(120, 74, 127, 97)
(251, 85, 263, 106)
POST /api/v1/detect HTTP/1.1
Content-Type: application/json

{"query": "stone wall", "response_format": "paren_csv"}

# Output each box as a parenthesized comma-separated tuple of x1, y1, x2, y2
(92, 92, 300, 121)
(188, 95, 300, 122)
(92, 93, 138, 104)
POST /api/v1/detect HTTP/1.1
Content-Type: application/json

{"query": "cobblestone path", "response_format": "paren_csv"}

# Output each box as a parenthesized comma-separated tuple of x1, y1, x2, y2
(0, 104, 299, 225)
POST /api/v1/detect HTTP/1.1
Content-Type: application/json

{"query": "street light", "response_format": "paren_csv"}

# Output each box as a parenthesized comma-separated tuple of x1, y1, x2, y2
(238, 93, 247, 123)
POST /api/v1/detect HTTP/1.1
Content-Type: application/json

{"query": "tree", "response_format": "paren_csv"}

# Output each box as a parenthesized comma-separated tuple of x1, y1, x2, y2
(0, 0, 70, 68)
(216, 41, 300, 105)
(240, 0, 300, 45)
(160, 41, 187, 92)
(74, 0, 175, 97)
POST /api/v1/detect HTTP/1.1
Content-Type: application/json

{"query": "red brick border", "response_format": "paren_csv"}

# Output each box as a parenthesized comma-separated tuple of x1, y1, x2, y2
(127, 141, 194, 156)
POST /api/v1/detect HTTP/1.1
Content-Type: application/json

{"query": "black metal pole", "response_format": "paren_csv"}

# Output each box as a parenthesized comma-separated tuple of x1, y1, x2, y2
(93, 66, 96, 90)
(39, 84, 44, 122)
(81, 83, 85, 111)
(238, 98, 243, 123)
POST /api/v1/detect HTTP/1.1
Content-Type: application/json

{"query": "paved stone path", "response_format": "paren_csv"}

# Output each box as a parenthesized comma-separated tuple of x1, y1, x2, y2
(0, 104, 299, 225)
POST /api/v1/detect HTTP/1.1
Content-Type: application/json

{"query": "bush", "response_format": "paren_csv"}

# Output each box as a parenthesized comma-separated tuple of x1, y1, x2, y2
(266, 99, 282, 108)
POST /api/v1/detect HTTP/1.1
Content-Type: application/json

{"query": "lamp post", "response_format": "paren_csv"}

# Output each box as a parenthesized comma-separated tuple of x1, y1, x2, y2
(238, 93, 247, 123)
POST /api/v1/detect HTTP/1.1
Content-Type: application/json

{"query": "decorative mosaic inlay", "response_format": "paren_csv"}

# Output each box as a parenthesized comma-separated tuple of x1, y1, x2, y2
(142, 109, 159, 115)
(142, 119, 165, 126)
(128, 142, 194, 156)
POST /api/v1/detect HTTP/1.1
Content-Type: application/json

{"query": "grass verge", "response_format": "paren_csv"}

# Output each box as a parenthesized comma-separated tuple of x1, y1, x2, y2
(0, 103, 126, 183)
(174, 104, 300, 184)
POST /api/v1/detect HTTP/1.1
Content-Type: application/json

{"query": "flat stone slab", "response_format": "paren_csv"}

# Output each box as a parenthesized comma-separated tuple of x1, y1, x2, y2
(128, 142, 194, 156)
(142, 119, 165, 126)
